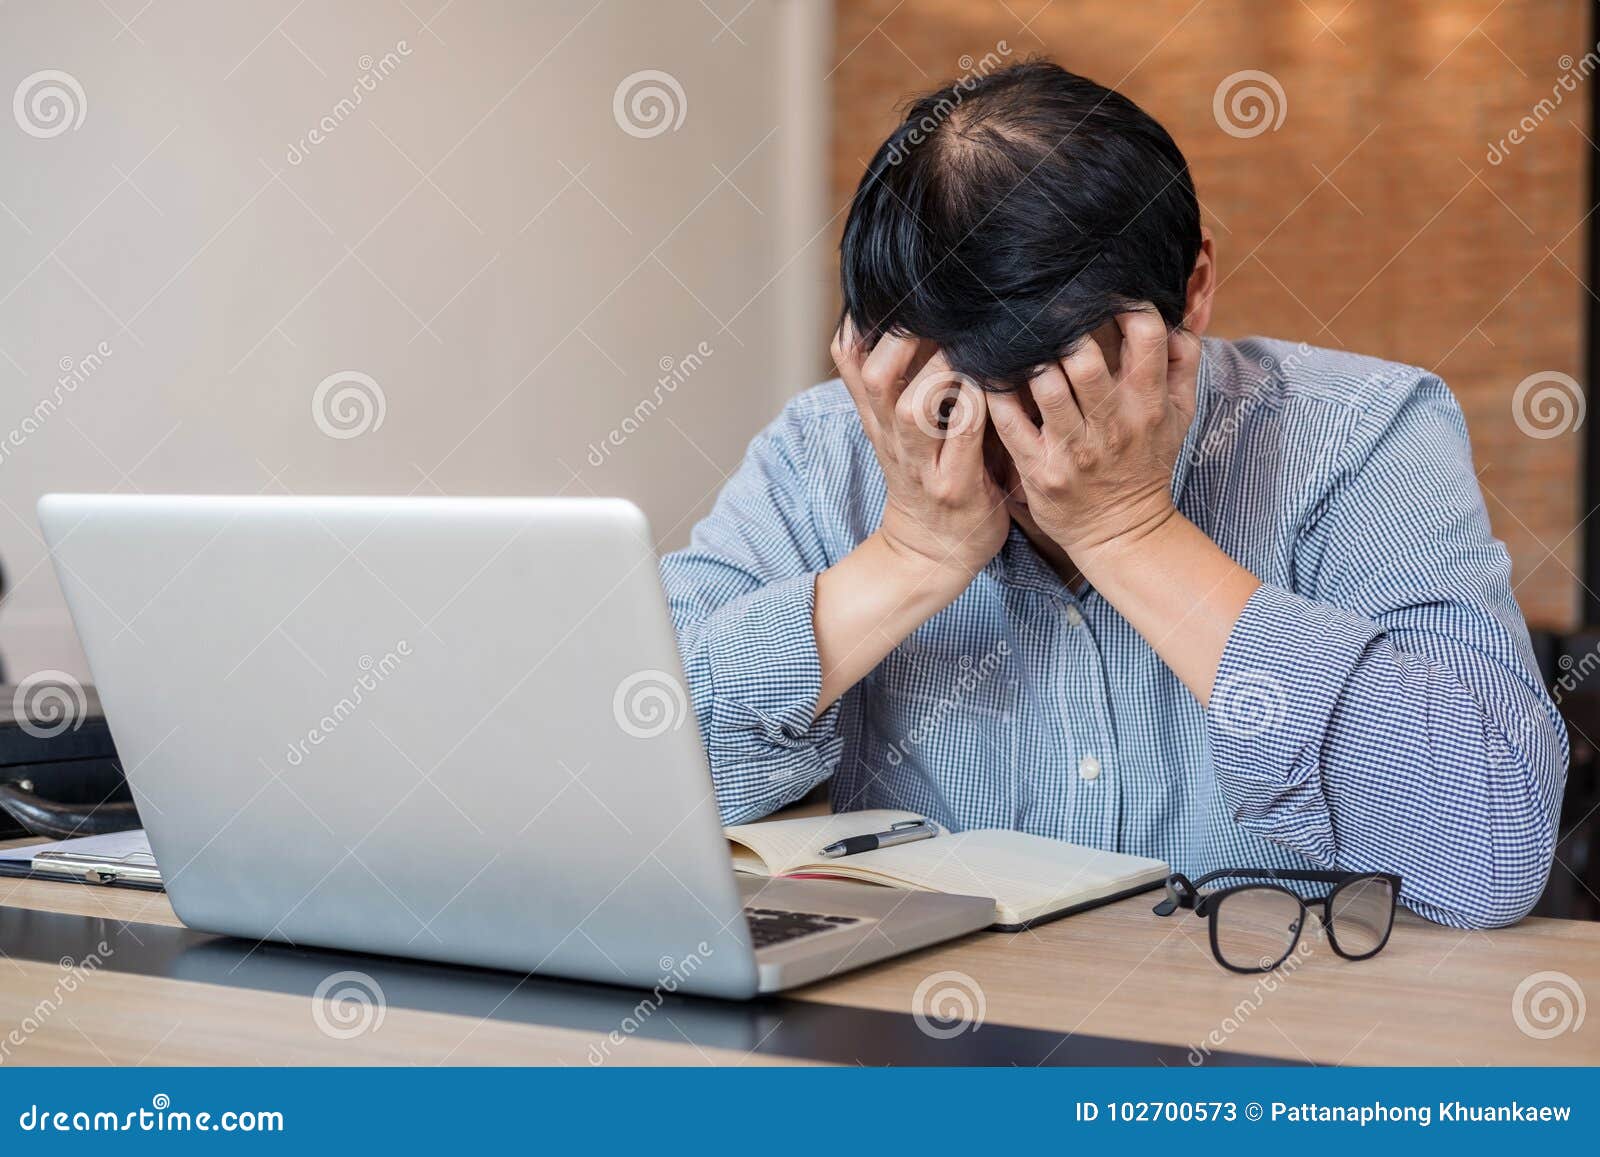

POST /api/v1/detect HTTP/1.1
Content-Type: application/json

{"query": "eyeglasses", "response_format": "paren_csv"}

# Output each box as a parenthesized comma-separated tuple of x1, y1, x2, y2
(1153, 869, 1401, 973)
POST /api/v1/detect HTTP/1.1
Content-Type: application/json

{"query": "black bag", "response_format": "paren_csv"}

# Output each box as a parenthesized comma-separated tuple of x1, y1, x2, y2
(0, 681, 137, 839)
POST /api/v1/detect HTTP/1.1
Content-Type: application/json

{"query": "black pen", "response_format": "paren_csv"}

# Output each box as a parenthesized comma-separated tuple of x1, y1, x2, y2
(820, 819, 939, 859)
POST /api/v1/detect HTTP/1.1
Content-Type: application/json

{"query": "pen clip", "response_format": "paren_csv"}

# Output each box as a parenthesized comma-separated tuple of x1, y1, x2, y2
(890, 818, 929, 831)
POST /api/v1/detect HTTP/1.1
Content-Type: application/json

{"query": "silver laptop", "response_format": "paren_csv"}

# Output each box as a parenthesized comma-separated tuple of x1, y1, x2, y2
(38, 494, 992, 998)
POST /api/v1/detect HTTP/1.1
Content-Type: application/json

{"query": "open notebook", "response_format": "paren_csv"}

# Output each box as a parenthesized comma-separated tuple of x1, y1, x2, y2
(0, 828, 162, 890)
(726, 809, 1168, 931)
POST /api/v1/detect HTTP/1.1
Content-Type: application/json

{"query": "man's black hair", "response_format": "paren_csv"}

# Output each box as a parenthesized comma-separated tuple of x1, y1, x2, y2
(839, 59, 1202, 389)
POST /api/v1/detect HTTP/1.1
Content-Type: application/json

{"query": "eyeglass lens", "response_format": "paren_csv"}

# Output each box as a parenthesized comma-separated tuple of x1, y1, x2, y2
(1212, 886, 1305, 971)
(1327, 875, 1396, 958)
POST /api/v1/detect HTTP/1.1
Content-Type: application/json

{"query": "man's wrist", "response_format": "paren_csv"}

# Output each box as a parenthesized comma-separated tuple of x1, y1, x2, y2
(1065, 508, 1261, 702)
(1068, 504, 1185, 579)
(871, 530, 979, 611)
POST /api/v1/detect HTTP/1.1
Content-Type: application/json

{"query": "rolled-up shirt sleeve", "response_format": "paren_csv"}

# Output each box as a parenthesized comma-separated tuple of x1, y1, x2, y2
(659, 401, 845, 823)
(1205, 374, 1569, 929)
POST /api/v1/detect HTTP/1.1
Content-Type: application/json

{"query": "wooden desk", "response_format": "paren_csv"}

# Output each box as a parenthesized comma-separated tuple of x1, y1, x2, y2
(2, 865, 1595, 1066)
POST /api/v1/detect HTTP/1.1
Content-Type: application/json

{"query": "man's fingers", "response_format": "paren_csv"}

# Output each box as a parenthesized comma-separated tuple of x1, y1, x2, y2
(833, 318, 885, 441)
(895, 351, 976, 462)
(1166, 326, 1202, 415)
(830, 315, 859, 380)
(1061, 332, 1115, 417)
(830, 315, 857, 369)
(922, 375, 985, 442)
(859, 332, 923, 432)
(1026, 361, 1084, 442)
(1116, 307, 1170, 414)
(934, 381, 989, 480)
(985, 388, 1043, 467)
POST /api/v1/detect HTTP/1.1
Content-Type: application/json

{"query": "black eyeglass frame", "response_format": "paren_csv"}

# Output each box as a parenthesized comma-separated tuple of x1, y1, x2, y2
(1152, 868, 1403, 974)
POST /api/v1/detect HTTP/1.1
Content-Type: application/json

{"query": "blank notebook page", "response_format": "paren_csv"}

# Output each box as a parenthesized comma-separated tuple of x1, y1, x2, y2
(849, 829, 1161, 918)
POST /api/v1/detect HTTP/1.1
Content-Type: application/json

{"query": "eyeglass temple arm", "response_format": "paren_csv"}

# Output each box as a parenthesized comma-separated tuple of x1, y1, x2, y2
(1151, 872, 1201, 917)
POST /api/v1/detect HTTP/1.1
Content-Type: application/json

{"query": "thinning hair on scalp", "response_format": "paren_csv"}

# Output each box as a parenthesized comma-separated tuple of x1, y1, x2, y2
(839, 60, 1202, 390)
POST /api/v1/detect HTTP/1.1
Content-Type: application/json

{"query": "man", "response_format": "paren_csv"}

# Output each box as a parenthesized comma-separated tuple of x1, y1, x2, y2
(660, 61, 1566, 929)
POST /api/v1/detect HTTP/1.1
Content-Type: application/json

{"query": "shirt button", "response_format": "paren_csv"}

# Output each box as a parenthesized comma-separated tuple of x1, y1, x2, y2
(1078, 755, 1102, 781)
(1065, 606, 1084, 627)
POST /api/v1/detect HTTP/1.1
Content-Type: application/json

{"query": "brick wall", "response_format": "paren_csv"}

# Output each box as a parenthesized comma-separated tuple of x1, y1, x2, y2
(831, 0, 1589, 630)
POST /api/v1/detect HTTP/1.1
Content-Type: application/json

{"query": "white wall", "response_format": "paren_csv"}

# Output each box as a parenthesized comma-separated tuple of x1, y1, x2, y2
(0, 0, 832, 681)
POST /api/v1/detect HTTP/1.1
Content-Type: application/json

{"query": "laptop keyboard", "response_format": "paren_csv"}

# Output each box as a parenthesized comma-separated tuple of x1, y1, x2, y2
(743, 906, 862, 950)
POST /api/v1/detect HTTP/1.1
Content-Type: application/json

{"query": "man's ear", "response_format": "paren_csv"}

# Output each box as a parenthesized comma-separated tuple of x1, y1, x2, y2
(1183, 227, 1216, 335)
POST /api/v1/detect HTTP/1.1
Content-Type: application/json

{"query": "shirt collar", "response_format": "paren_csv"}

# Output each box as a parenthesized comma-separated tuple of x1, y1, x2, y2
(1171, 337, 1217, 508)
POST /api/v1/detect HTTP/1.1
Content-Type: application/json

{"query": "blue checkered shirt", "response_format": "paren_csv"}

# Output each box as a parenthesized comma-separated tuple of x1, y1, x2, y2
(660, 337, 1568, 929)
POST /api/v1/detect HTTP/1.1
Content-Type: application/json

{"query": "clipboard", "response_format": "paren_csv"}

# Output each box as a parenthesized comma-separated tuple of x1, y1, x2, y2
(0, 829, 164, 891)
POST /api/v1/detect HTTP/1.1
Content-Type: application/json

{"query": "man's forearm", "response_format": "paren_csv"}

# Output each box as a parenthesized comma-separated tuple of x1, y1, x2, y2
(1200, 581, 1563, 927)
(1072, 511, 1260, 704)
(816, 512, 1258, 716)
(813, 531, 972, 715)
